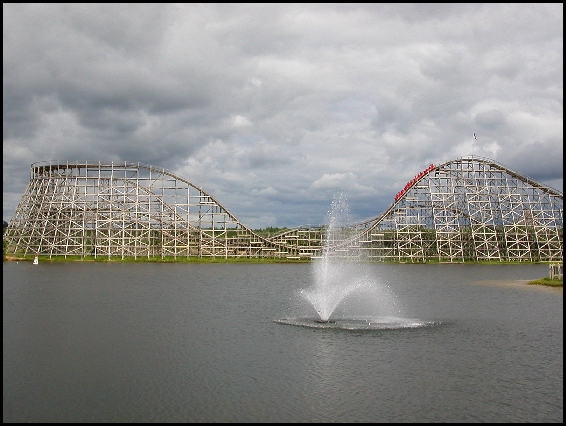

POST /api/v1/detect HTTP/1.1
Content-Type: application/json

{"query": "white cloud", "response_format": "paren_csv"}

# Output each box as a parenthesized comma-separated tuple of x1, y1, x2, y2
(3, 3, 563, 227)
(230, 114, 253, 128)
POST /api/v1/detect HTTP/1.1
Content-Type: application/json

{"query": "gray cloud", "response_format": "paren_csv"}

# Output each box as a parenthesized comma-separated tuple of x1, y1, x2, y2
(3, 3, 563, 228)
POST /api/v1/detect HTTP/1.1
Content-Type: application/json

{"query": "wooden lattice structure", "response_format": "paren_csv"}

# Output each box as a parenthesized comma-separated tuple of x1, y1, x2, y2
(342, 156, 563, 262)
(4, 156, 563, 262)
(4, 161, 296, 259)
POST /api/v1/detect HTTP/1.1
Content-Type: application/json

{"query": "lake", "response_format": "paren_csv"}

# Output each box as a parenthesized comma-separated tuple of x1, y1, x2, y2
(3, 261, 563, 422)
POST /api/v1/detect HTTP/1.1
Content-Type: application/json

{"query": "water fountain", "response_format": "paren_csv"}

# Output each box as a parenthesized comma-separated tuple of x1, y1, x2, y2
(300, 192, 367, 323)
(276, 192, 437, 330)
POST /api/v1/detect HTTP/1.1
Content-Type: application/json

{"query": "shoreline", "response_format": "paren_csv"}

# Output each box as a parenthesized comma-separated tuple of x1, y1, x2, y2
(473, 279, 562, 290)
(5, 256, 562, 288)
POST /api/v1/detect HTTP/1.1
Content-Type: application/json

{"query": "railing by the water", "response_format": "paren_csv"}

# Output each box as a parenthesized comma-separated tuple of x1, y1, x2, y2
(549, 264, 563, 279)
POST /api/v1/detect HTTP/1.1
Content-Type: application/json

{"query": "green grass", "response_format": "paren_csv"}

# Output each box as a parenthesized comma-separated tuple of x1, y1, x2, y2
(4, 253, 311, 264)
(3, 251, 562, 267)
(528, 277, 563, 287)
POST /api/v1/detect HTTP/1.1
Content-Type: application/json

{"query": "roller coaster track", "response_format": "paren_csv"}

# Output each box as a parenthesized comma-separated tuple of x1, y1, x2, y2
(4, 156, 563, 262)
(364, 155, 561, 232)
(321, 156, 563, 262)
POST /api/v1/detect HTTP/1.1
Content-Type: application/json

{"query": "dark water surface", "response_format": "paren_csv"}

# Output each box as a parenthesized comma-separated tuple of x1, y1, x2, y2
(3, 262, 563, 422)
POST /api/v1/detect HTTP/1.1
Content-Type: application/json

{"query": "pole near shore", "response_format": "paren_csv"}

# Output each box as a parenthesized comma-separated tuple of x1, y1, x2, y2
(549, 264, 563, 279)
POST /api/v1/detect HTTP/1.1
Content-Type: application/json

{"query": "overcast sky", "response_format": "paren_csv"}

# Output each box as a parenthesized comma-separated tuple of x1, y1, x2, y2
(3, 3, 563, 228)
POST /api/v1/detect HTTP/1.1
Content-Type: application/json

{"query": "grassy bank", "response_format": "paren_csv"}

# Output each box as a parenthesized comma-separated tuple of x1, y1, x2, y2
(4, 253, 561, 267)
(4, 252, 561, 266)
(3, 254, 311, 264)
(527, 277, 563, 288)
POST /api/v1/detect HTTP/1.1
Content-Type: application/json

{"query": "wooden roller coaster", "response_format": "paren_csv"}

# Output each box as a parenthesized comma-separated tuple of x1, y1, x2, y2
(4, 156, 563, 262)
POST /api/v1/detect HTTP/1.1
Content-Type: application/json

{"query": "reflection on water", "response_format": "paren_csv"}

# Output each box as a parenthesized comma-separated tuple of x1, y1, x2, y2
(3, 262, 562, 422)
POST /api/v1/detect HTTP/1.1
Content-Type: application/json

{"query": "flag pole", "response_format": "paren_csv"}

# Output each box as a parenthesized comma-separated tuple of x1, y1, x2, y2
(472, 133, 477, 157)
